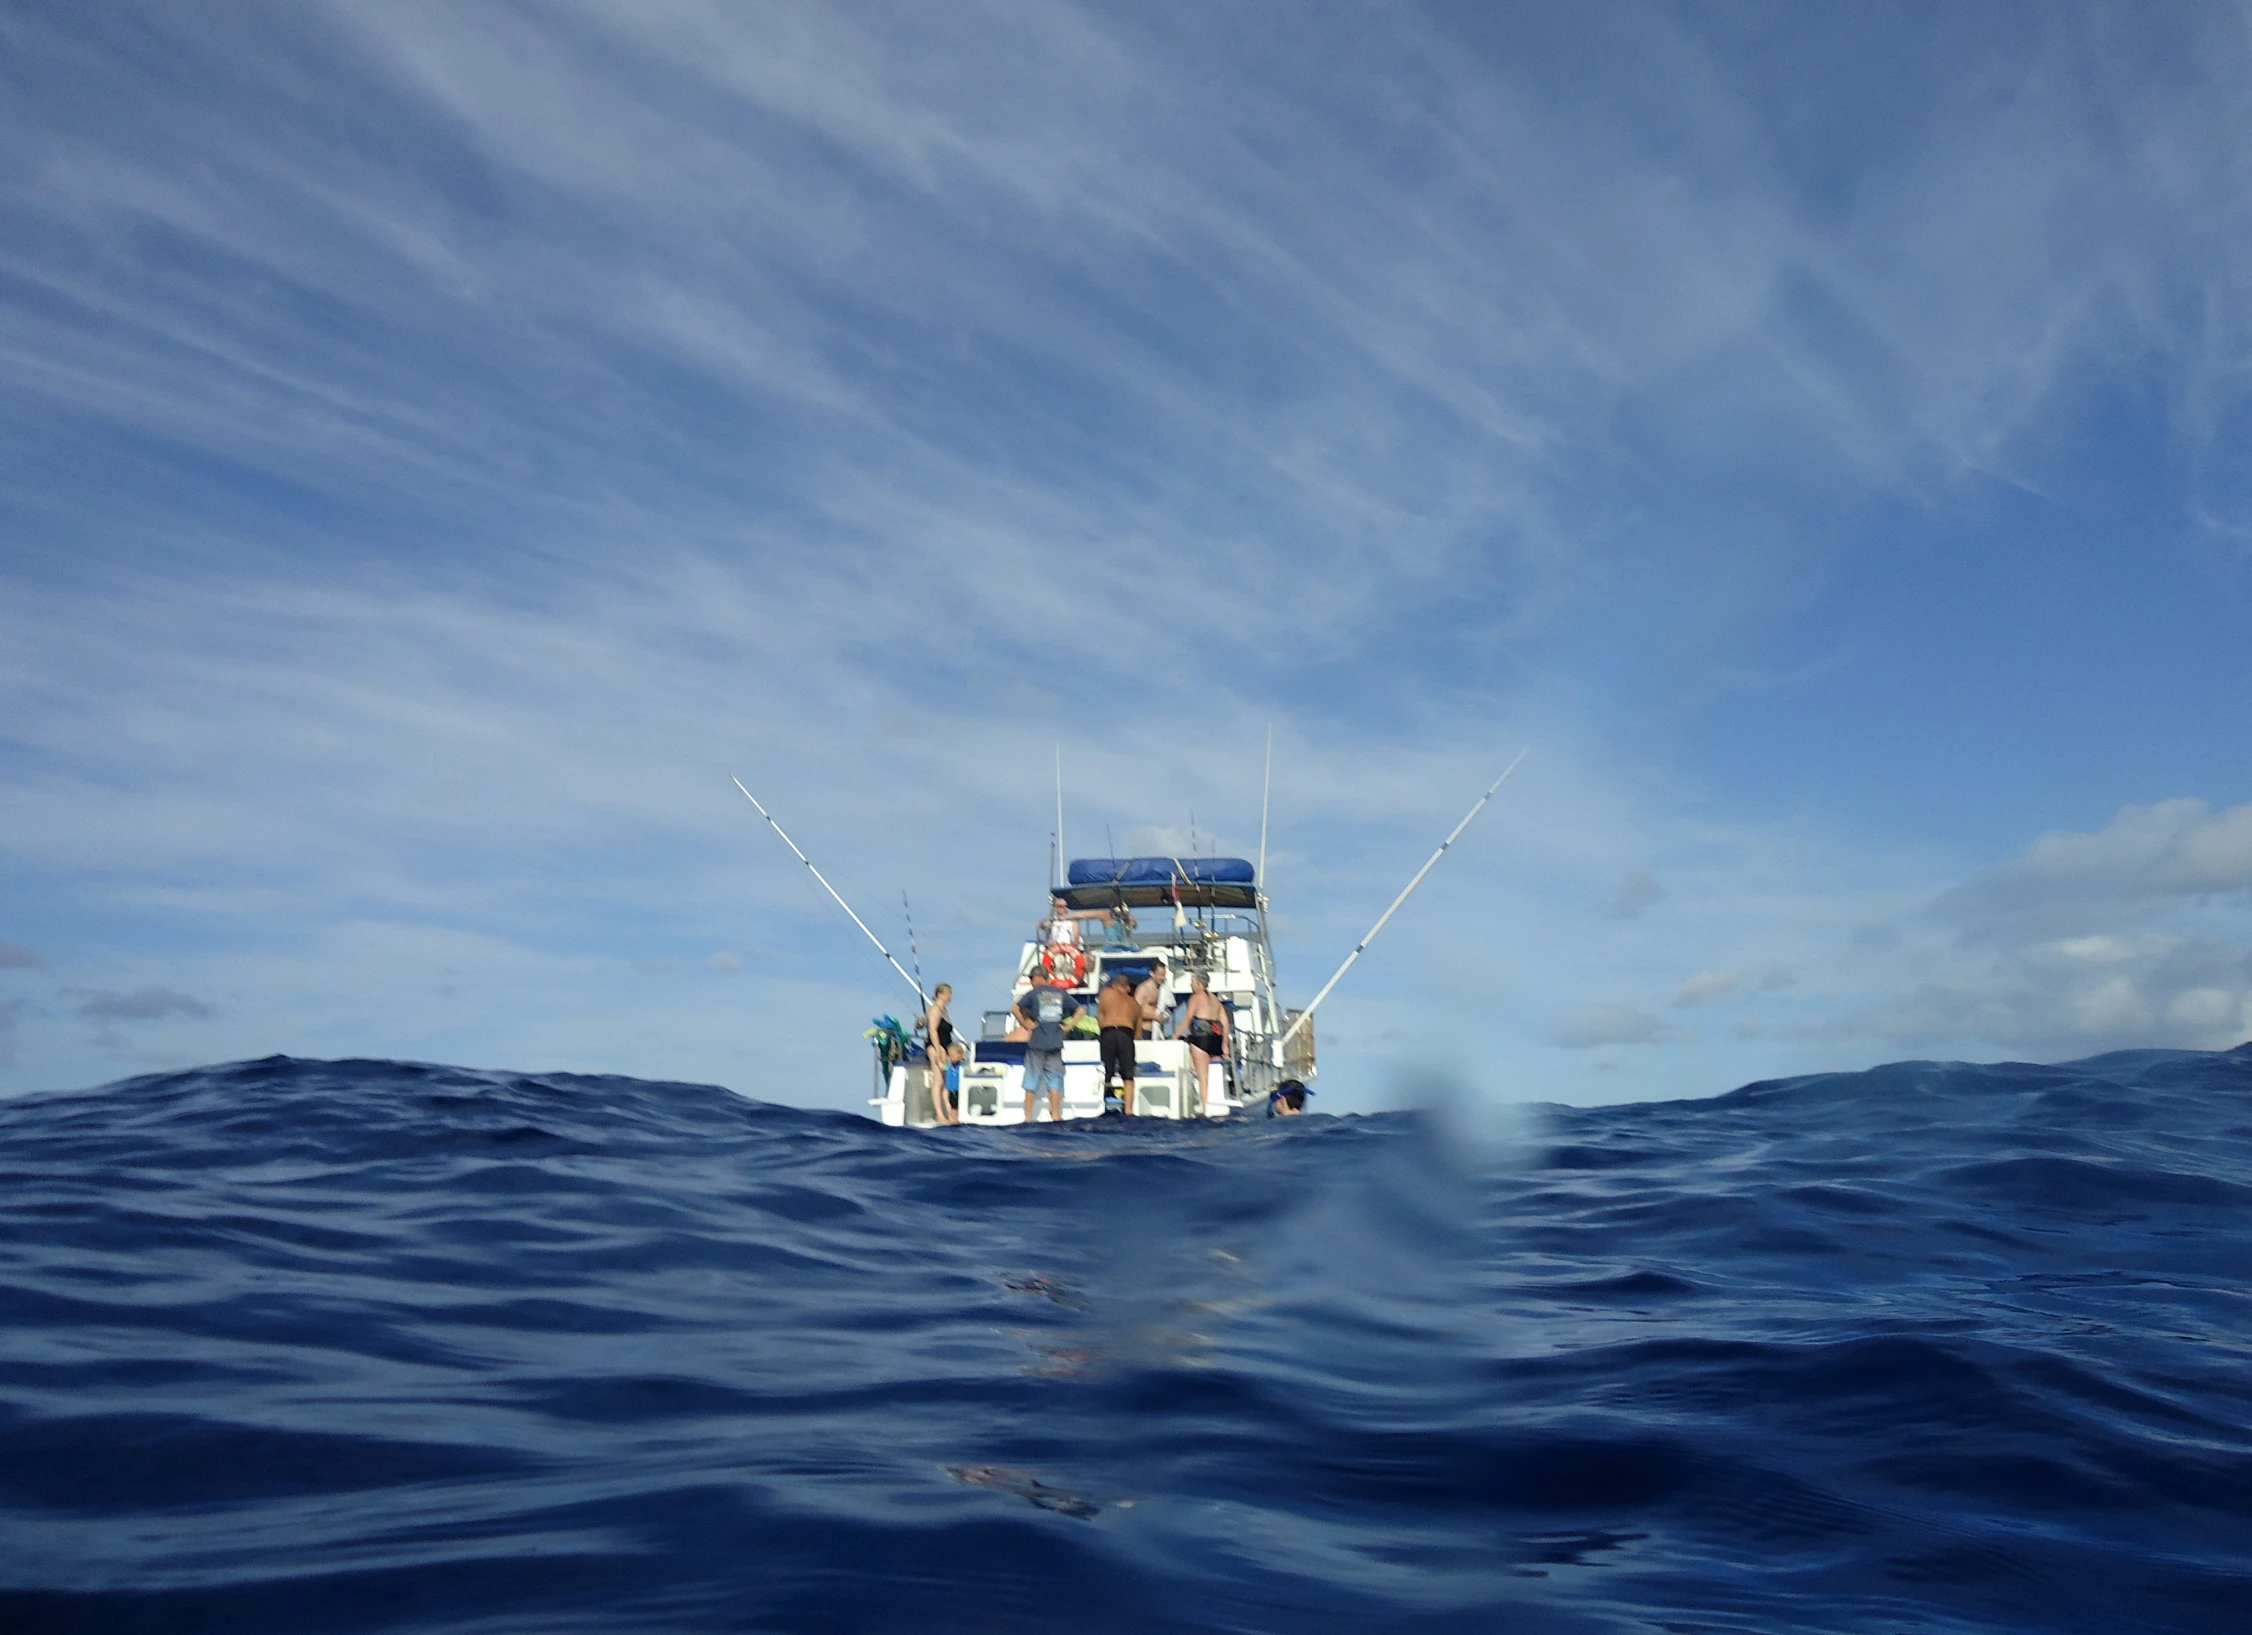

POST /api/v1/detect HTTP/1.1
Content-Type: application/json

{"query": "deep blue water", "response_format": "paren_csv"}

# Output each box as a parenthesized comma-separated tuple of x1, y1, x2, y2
(2, 1049, 2249, 1634)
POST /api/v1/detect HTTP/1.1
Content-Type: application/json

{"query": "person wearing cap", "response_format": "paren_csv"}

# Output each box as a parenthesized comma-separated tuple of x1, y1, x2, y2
(1015, 981, 1080, 1124)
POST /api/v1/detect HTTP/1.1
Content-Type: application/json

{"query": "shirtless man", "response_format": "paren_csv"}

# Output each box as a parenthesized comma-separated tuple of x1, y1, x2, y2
(1096, 971, 1142, 1115)
(1134, 960, 1170, 1039)
(1172, 972, 1230, 1115)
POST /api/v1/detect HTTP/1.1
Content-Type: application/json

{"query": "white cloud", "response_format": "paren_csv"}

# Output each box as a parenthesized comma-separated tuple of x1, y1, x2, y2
(1813, 931, 2252, 1057)
(1934, 799, 2252, 944)
(1672, 969, 1745, 1008)
(1123, 827, 1203, 859)
(1802, 805, 2252, 1056)
(1548, 1003, 1685, 1050)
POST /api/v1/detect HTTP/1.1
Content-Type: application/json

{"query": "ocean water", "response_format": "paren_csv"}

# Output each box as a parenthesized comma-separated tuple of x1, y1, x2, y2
(1, 1050, 2248, 1634)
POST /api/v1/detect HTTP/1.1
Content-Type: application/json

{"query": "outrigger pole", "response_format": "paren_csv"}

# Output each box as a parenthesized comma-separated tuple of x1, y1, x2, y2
(1279, 749, 1529, 1047)
(732, 777, 927, 1006)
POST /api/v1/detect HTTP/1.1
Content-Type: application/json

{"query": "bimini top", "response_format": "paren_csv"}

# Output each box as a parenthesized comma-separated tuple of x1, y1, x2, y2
(1067, 857, 1255, 886)
(1060, 856, 1258, 912)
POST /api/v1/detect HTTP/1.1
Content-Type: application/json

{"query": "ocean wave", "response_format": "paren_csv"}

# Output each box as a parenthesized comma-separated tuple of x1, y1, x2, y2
(0, 1048, 2247, 1632)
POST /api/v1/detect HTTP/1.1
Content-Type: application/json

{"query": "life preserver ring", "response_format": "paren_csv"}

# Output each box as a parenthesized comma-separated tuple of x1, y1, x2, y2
(1041, 943, 1087, 987)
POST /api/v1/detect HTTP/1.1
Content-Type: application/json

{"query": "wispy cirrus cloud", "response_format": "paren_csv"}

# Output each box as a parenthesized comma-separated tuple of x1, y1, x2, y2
(4, 3, 2252, 1103)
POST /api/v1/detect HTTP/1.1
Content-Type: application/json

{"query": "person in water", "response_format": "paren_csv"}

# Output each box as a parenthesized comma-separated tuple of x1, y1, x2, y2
(1267, 1079, 1310, 1117)
(924, 984, 959, 1126)
(1172, 971, 1230, 1113)
(1016, 981, 1080, 1124)
(1134, 959, 1170, 1039)
(1096, 970, 1141, 1115)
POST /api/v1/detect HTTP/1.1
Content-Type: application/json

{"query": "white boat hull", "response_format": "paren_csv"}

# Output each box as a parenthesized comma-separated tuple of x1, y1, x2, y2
(874, 1037, 1238, 1127)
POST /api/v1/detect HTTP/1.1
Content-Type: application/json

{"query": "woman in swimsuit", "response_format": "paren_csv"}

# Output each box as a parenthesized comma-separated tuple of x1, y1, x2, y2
(924, 984, 959, 1125)
(1171, 971, 1230, 1115)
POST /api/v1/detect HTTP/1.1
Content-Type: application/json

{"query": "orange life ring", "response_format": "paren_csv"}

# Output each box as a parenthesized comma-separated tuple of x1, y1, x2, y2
(1041, 943, 1087, 987)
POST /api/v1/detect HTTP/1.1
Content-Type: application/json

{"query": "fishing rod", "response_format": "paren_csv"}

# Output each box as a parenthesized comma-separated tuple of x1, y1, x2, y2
(1256, 724, 1273, 903)
(1253, 723, 1281, 1048)
(901, 891, 925, 998)
(1280, 749, 1529, 1048)
(732, 777, 928, 1007)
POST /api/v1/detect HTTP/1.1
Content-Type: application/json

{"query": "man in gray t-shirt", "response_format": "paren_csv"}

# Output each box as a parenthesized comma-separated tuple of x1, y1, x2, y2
(1016, 983, 1080, 1123)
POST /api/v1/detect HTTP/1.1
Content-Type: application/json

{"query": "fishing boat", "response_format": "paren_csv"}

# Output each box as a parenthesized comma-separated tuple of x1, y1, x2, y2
(874, 855, 1311, 1126)
(732, 748, 1525, 1129)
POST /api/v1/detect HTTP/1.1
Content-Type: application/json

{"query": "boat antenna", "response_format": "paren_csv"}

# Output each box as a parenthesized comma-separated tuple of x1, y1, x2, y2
(732, 777, 927, 1006)
(1280, 750, 1529, 1047)
(901, 890, 925, 997)
(1106, 823, 1116, 860)
(1256, 723, 1273, 898)
(1055, 744, 1066, 878)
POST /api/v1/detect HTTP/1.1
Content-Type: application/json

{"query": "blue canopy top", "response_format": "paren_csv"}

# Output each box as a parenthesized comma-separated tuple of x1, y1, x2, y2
(1067, 857, 1255, 887)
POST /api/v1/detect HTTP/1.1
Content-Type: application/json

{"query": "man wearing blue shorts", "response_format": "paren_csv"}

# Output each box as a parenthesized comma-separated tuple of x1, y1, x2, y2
(1017, 981, 1079, 1123)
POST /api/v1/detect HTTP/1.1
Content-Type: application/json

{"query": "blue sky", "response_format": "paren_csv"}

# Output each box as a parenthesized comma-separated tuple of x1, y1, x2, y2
(4, 1, 2252, 1111)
